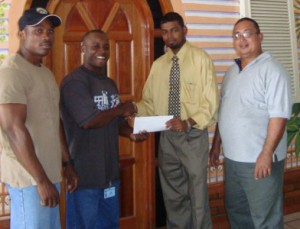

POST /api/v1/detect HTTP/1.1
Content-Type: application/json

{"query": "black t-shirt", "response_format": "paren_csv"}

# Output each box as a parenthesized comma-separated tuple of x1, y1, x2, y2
(61, 66, 120, 189)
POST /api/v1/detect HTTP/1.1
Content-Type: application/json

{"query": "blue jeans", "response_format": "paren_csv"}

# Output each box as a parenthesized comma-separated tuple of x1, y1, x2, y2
(6, 183, 61, 229)
(66, 182, 120, 229)
(224, 158, 284, 229)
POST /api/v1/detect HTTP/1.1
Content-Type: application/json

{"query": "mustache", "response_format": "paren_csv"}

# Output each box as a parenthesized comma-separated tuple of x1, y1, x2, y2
(39, 41, 52, 46)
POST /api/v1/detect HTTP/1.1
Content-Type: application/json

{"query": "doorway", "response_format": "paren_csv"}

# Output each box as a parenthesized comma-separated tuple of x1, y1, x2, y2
(29, 1, 170, 228)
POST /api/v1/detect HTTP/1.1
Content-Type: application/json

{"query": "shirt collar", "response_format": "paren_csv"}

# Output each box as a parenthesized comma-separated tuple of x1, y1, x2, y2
(166, 41, 190, 61)
(234, 51, 270, 72)
(80, 65, 106, 80)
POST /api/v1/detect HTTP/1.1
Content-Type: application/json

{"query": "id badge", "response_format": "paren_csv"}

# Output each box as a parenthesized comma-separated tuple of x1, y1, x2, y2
(104, 187, 116, 199)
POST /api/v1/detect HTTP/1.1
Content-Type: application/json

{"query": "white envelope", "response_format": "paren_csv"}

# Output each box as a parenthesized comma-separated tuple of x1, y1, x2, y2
(133, 115, 173, 134)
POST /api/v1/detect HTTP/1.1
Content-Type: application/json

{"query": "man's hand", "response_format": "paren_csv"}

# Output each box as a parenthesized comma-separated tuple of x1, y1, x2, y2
(254, 152, 272, 180)
(37, 178, 60, 208)
(166, 118, 186, 132)
(118, 102, 136, 117)
(126, 116, 135, 128)
(209, 124, 221, 167)
(0, 104, 60, 208)
(129, 131, 149, 142)
(63, 166, 79, 193)
(209, 147, 220, 167)
(254, 118, 287, 180)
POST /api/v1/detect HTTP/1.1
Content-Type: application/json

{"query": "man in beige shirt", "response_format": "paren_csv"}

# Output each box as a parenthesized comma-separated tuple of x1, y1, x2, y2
(0, 7, 78, 229)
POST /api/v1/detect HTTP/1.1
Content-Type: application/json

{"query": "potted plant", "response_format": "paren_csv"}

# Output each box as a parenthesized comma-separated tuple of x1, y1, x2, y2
(287, 103, 300, 156)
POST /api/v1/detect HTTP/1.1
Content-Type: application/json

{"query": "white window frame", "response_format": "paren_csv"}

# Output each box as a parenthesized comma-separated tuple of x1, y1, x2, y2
(240, 0, 300, 103)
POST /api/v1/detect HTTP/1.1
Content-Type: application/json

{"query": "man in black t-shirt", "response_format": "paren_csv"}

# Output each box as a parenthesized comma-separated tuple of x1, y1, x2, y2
(60, 29, 148, 229)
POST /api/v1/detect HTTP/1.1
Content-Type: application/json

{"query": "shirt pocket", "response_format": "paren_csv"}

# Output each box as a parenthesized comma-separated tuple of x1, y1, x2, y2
(181, 80, 197, 103)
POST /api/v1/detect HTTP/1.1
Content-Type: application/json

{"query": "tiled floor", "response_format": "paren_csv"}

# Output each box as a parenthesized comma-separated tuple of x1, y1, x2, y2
(284, 212, 300, 229)
(157, 212, 300, 229)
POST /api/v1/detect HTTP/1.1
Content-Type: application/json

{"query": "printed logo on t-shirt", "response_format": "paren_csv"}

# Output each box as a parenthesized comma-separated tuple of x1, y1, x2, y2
(94, 91, 120, 110)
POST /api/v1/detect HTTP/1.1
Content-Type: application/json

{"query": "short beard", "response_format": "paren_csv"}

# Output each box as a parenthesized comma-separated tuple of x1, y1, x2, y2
(168, 40, 186, 51)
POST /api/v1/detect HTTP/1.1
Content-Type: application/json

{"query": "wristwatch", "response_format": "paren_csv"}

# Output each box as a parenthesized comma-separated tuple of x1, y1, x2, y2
(185, 119, 192, 133)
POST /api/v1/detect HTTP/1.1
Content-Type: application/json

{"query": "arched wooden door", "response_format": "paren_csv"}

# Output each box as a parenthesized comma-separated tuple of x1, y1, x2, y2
(47, 0, 155, 228)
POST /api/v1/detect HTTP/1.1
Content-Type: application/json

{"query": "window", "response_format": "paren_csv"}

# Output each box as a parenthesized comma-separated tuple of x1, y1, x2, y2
(241, 0, 300, 103)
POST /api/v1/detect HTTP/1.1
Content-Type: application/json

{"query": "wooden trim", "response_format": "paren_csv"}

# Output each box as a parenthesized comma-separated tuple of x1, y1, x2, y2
(0, 220, 9, 229)
(102, 3, 121, 32)
(47, 0, 60, 13)
(75, 2, 98, 30)
(158, 0, 173, 14)
(8, 0, 27, 53)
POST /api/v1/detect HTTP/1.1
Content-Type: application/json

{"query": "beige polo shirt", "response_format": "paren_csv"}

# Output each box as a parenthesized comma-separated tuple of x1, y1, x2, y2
(0, 54, 62, 188)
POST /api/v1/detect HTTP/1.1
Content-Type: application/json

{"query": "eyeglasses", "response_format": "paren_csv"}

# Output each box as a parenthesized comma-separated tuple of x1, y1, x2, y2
(232, 30, 258, 40)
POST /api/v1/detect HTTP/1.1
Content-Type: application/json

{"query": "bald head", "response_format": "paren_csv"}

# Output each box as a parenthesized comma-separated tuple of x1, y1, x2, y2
(82, 29, 107, 45)
(81, 29, 110, 74)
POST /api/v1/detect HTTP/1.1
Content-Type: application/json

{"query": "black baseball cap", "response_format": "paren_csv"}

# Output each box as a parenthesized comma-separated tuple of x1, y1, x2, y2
(18, 7, 61, 31)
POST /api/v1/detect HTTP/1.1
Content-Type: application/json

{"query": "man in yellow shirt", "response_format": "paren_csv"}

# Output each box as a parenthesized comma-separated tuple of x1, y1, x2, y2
(136, 12, 219, 229)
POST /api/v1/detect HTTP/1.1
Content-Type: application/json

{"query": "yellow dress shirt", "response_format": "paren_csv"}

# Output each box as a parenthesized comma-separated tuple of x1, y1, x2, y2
(137, 42, 219, 129)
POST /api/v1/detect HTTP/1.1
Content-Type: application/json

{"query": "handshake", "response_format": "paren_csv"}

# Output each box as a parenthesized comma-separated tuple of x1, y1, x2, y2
(117, 101, 149, 141)
(117, 101, 137, 118)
